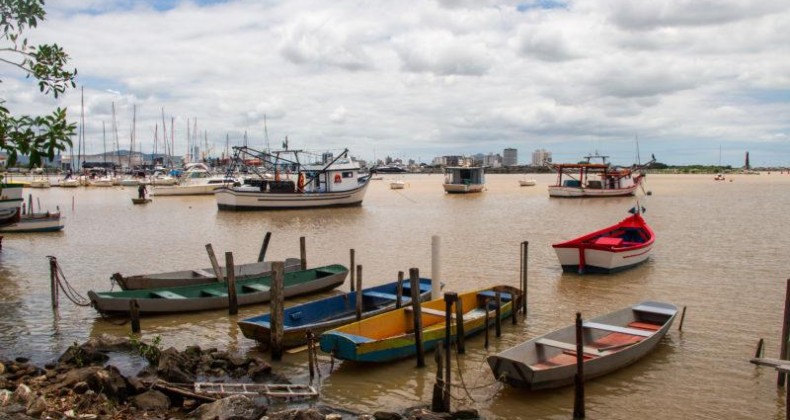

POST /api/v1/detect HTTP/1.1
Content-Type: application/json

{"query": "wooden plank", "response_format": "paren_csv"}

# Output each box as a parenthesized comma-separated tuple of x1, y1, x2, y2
(584, 321, 653, 337)
(536, 338, 604, 356)
(632, 304, 676, 316)
(750, 357, 790, 368)
(405, 306, 454, 319)
(151, 291, 186, 299)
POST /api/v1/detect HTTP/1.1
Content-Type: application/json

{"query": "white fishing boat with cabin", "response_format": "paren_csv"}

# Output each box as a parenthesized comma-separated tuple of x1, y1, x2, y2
(153, 167, 238, 196)
(215, 145, 371, 210)
(443, 166, 485, 193)
(548, 153, 654, 198)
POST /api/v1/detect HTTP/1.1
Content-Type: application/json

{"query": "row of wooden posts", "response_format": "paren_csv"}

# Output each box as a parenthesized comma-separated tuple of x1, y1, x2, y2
(750, 278, 790, 420)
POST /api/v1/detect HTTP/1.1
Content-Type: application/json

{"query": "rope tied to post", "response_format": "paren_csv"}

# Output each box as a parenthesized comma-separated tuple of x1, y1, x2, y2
(47, 256, 91, 307)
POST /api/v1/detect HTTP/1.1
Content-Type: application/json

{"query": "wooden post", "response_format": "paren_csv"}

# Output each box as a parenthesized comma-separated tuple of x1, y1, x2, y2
(48, 257, 59, 310)
(205, 244, 223, 281)
(396, 271, 404, 309)
(270, 261, 285, 361)
(431, 236, 441, 299)
(521, 241, 528, 316)
(441, 293, 454, 413)
(355, 265, 363, 321)
(431, 341, 445, 412)
(257, 232, 272, 262)
(28, 194, 32, 215)
(225, 252, 238, 315)
(484, 298, 490, 349)
(300, 236, 307, 270)
(678, 306, 687, 331)
(755, 338, 764, 358)
(453, 294, 465, 354)
(130, 299, 141, 334)
(573, 312, 585, 419)
(307, 331, 315, 382)
(410, 268, 425, 368)
(350, 249, 355, 292)
(780, 279, 790, 387)
(495, 291, 502, 338)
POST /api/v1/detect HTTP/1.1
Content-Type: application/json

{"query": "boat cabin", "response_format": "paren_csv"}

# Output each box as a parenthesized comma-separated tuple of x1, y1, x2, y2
(444, 166, 485, 186)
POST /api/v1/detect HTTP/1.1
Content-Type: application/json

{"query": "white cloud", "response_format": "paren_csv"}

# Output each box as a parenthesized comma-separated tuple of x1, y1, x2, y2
(0, 0, 787, 166)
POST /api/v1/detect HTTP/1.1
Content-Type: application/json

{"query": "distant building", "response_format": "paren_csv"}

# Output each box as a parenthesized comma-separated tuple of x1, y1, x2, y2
(503, 148, 517, 166)
(483, 153, 502, 168)
(532, 148, 552, 166)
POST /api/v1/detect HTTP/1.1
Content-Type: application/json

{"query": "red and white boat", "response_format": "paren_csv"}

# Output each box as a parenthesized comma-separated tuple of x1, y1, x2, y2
(547, 153, 654, 198)
(552, 207, 654, 274)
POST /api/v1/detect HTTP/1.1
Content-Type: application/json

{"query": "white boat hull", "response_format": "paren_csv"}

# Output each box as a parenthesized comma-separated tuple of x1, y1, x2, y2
(554, 244, 652, 273)
(548, 183, 639, 197)
(519, 180, 537, 187)
(152, 184, 223, 196)
(216, 181, 370, 210)
(443, 183, 484, 193)
(0, 212, 64, 233)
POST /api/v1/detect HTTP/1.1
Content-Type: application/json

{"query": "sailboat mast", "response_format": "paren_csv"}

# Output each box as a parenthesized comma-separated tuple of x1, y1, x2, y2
(77, 86, 84, 172)
(102, 120, 107, 165)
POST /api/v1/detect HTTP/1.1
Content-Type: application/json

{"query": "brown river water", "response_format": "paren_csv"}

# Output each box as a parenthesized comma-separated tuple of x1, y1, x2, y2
(1, 172, 788, 419)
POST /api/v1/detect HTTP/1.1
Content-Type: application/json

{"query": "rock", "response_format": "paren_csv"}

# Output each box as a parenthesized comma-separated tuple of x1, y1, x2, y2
(0, 361, 5, 375)
(406, 408, 453, 420)
(451, 409, 479, 419)
(130, 390, 170, 411)
(3, 403, 27, 414)
(86, 366, 130, 402)
(57, 344, 109, 367)
(11, 385, 32, 405)
(264, 408, 325, 420)
(325, 414, 343, 420)
(0, 389, 12, 406)
(25, 396, 47, 417)
(14, 357, 28, 364)
(187, 394, 266, 420)
(126, 376, 148, 394)
(73, 382, 89, 394)
(373, 412, 403, 420)
(157, 348, 195, 384)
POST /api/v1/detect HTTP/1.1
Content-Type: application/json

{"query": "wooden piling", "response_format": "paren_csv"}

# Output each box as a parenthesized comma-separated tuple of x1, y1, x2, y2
(495, 291, 502, 338)
(130, 299, 141, 334)
(484, 298, 490, 349)
(453, 294, 465, 354)
(257, 232, 272, 262)
(780, 278, 790, 387)
(270, 261, 285, 361)
(410, 268, 425, 368)
(431, 341, 445, 412)
(431, 236, 441, 299)
(355, 265, 363, 321)
(350, 249, 355, 292)
(49, 257, 59, 309)
(307, 331, 315, 382)
(521, 241, 528, 316)
(441, 293, 454, 413)
(678, 306, 687, 331)
(396, 271, 404, 309)
(225, 252, 238, 316)
(300, 236, 307, 270)
(755, 338, 764, 358)
(205, 244, 223, 281)
(573, 312, 585, 419)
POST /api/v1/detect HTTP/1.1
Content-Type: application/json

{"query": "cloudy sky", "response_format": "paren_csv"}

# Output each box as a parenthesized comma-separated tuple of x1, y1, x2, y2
(3, 0, 789, 166)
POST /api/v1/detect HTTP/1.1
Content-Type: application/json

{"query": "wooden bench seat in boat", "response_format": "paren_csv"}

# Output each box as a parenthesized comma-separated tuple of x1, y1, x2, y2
(242, 284, 270, 293)
(535, 338, 608, 356)
(583, 321, 653, 337)
(632, 304, 676, 317)
(362, 291, 399, 300)
(477, 290, 513, 301)
(201, 289, 228, 298)
(150, 291, 187, 299)
(628, 321, 661, 331)
(193, 269, 215, 278)
(404, 306, 454, 319)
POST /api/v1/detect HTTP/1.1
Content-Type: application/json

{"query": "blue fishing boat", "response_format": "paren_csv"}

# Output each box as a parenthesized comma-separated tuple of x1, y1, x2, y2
(238, 278, 436, 349)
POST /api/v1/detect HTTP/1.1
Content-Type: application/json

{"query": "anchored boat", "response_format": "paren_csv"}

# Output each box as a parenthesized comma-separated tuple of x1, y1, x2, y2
(548, 153, 655, 198)
(443, 166, 485, 194)
(238, 278, 435, 349)
(88, 264, 348, 315)
(487, 301, 677, 390)
(215, 146, 371, 210)
(552, 206, 654, 274)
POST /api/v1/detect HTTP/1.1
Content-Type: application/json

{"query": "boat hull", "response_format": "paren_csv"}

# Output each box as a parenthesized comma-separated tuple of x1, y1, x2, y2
(88, 264, 348, 314)
(0, 212, 63, 232)
(487, 301, 676, 390)
(114, 258, 303, 290)
(519, 180, 536, 187)
(238, 278, 435, 348)
(443, 183, 484, 194)
(152, 183, 227, 196)
(554, 245, 652, 273)
(319, 285, 520, 363)
(215, 181, 370, 210)
(548, 183, 638, 197)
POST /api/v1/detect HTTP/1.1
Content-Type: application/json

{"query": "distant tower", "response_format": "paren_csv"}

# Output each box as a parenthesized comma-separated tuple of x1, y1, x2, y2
(503, 148, 518, 166)
(745, 151, 750, 169)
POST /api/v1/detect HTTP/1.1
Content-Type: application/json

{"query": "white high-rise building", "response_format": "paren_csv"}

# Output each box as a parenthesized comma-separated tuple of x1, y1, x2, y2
(532, 149, 552, 166)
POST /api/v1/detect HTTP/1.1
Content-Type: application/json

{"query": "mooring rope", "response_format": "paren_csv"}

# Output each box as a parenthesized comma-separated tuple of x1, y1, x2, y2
(46, 256, 91, 307)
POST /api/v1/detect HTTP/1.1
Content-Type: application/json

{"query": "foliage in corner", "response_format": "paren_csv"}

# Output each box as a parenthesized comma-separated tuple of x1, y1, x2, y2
(129, 334, 163, 365)
(0, 0, 77, 167)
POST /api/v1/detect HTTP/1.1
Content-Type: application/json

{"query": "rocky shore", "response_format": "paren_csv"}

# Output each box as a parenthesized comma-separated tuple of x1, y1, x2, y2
(0, 335, 480, 420)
